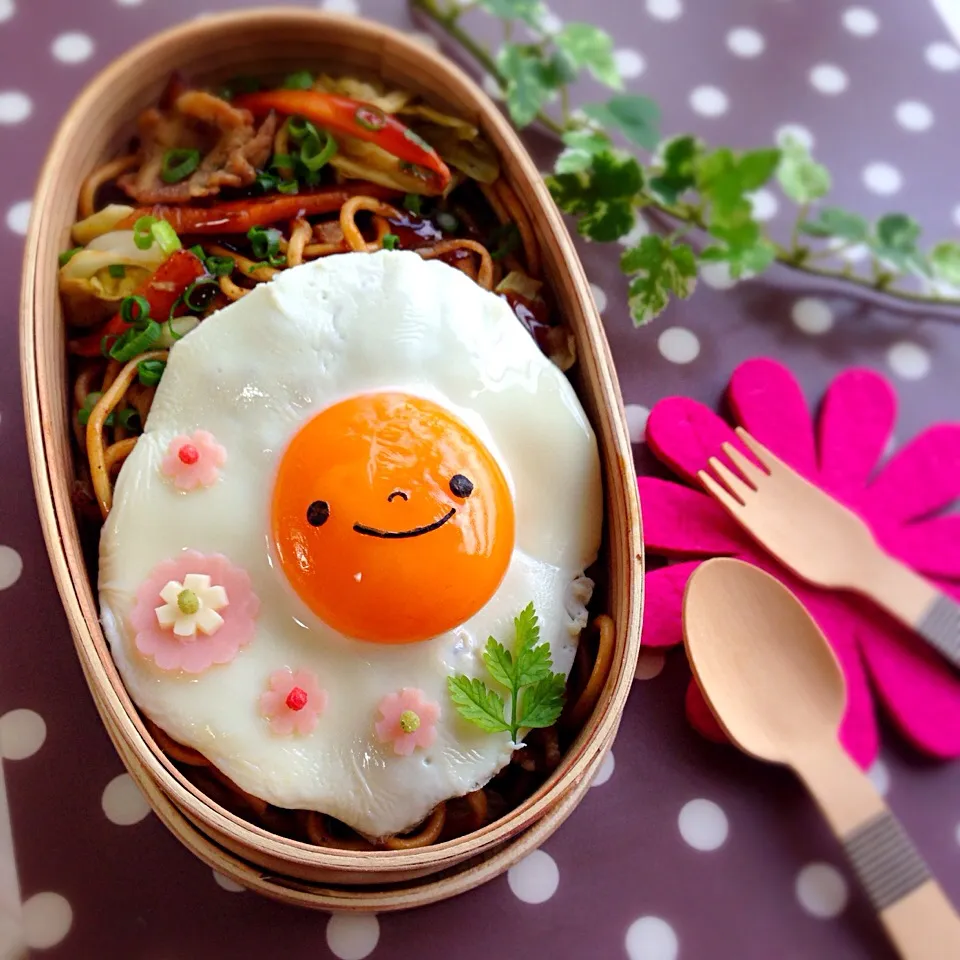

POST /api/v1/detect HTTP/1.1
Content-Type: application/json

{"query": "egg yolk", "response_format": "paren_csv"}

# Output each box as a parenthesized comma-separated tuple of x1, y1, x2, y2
(271, 392, 515, 644)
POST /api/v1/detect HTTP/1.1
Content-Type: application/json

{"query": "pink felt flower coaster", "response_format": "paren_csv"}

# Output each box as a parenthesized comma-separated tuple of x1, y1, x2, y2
(641, 357, 960, 768)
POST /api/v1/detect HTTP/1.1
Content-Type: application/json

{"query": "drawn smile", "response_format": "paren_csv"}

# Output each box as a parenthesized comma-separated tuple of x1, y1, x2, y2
(353, 507, 457, 540)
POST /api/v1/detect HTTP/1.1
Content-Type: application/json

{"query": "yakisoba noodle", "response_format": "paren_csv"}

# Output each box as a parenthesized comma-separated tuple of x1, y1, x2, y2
(63, 67, 612, 849)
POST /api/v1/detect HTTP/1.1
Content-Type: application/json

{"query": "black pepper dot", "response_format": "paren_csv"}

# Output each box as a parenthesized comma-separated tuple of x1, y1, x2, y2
(306, 500, 330, 527)
(449, 474, 474, 498)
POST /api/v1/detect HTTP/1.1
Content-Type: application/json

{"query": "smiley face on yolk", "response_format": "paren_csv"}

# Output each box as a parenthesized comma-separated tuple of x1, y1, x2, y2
(271, 392, 515, 644)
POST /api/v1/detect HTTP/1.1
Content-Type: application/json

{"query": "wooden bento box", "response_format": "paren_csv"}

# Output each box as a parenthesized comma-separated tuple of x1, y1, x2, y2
(19, 8, 643, 907)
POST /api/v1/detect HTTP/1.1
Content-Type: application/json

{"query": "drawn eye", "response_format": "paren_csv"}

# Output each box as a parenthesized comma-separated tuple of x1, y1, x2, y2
(306, 500, 330, 527)
(449, 474, 473, 498)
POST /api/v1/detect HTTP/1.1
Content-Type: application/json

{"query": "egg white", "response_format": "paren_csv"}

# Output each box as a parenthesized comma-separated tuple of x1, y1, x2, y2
(99, 250, 603, 838)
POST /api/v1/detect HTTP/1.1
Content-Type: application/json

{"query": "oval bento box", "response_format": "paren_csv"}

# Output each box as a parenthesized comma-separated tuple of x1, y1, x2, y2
(19, 7, 644, 905)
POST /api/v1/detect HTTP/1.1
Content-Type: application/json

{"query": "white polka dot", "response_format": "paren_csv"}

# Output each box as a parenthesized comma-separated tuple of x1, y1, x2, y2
(0, 545, 23, 588)
(22, 892, 73, 949)
(326, 914, 379, 960)
(726, 27, 764, 57)
(776, 123, 814, 150)
(926, 42, 960, 71)
(101, 773, 151, 825)
(842, 7, 879, 36)
(482, 73, 503, 101)
(619, 215, 650, 247)
(507, 850, 559, 903)
(699, 260, 737, 290)
(809, 63, 848, 95)
(796, 863, 849, 918)
(624, 403, 650, 444)
(953, 205, 960, 229)
(658, 326, 700, 364)
(634, 648, 665, 679)
(0, 709, 46, 760)
(537, 9, 563, 34)
(590, 283, 608, 314)
(791, 297, 834, 335)
(747, 188, 778, 221)
(52, 31, 94, 64)
(116, 0, 145, 5)
(213, 870, 245, 892)
(614, 48, 646, 79)
(625, 916, 679, 960)
(6, 200, 30, 235)
(591, 748, 615, 787)
(830, 239, 869, 262)
(319, 0, 359, 13)
(895, 100, 933, 131)
(678, 798, 729, 851)
(862, 161, 902, 195)
(0, 90, 31, 124)
(646, 0, 682, 20)
(0, 0, 14, 23)
(866, 758, 890, 796)
(887, 341, 930, 380)
(689, 85, 728, 117)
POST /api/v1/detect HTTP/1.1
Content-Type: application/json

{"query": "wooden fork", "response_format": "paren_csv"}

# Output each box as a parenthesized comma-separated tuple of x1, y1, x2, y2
(697, 428, 960, 670)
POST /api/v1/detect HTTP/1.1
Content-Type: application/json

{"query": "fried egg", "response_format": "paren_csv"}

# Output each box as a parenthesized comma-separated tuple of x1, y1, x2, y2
(99, 250, 603, 838)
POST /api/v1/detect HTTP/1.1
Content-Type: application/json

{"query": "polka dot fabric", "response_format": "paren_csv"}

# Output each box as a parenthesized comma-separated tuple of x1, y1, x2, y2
(0, 1, 958, 959)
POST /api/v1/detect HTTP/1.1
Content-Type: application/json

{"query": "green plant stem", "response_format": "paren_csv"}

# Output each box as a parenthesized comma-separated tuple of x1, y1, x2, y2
(410, 0, 960, 316)
(789, 202, 809, 253)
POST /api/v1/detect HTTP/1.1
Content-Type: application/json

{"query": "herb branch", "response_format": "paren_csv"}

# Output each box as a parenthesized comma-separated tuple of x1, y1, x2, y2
(411, 0, 960, 324)
(447, 602, 566, 743)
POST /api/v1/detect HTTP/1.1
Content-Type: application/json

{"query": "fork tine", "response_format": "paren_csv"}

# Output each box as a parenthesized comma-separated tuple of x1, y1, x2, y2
(721, 441, 768, 486)
(698, 469, 746, 514)
(706, 456, 754, 505)
(734, 427, 782, 473)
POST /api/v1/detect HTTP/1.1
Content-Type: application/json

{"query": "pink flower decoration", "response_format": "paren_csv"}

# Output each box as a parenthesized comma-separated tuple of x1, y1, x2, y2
(259, 668, 326, 736)
(641, 357, 960, 768)
(130, 551, 259, 674)
(160, 430, 226, 491)
(374, 688, 440, 756)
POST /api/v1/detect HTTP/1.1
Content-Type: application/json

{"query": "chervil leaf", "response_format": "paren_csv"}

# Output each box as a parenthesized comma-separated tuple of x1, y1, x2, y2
(799, 206, 869, 242)
(482, 637, 515, 690)
(870, 213, 928, 275)
(621, 235, 697, 326)
(582, 95, 660, 149)
(554, 23, 621, 89)
(512, 603, 553, 686)
(702, 220, 777, 278)
(554, 129, 614, 174)
(513, 601, 541, 659)
(776, 137, 831, 204)
(517, 674, 566, 729)
(447, 675, 510, 733)
(496, 44, 551, 127)
(479, 0, 543, 28)
(648, 135, 701, 205)
(930, 241, 960, 286)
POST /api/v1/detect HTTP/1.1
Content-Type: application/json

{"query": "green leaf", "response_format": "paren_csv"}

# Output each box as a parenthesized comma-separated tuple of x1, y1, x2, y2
(702, 220, 777, 278)
(482, 638, 515, 690)
(479, 0, 543, 28)
(512, 601, 541, 659)
(554, 129, 613, 174)
(621, 235, 697, 326)
(554, 23, 622, 89)
(582, 95, 661, 150)
(541, 49, 578, 88)
(648, 135, 701, 205)
(496, 45, 551, 127)
(512, 603, 554, 686)
(696, 147, 779, 228)
(738, 148, 781, 190)
(446, 676, 510, 733)
(799, 206, 869, 242)
(776, 137, 831, 204)
(517, 674, 566, 729)
(930, 241, 960, 286)
(870, 213, 928, 274)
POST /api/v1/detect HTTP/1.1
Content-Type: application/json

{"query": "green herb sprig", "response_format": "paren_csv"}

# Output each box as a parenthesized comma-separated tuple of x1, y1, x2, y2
(411, 0, 960, 324)
(447, 602, 566, 743)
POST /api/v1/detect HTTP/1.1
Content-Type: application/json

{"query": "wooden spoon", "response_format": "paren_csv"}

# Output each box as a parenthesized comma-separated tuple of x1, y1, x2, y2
(682, 557, 960, 960)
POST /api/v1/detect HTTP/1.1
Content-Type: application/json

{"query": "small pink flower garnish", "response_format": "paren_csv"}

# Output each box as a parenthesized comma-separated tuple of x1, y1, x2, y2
(375, 688, 439, 756)
(260, 668, 326, 736)
(161, 430, 226, 491)
(130, 551, 259, 674)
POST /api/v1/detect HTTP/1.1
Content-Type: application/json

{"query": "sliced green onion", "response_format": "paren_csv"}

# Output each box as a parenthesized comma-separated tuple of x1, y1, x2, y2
(256, 171, 280, 193)
(189, 244, 205, 259)
(300, 130, 337, 172)
(489, 222, 521, 261)
(287, 116, 319, 143)
(77, 406, 113, 427)
(270, 153, 298, 171)
(283, 70, 314, 90)
(204, 255, 235, 277)
(133, 216, 159, 250)
(109, 320, 162, 362)
(381, 233, 400, 250)
(116, 408, 142, 431)
(166, 316, 187, 342)
(403, 194, 423, 215)
(221, 75, 260, 99)
(137, 359, 166, 387)
(161, 148, 201, 184)
(107, 264, 126, 279)
(436, 211, 459, 232)
(183, 277, 219, 312)
(100, 334, 118, 358)
(248, 226, 283, 260)
(120, 295, 151, 327)
(151, 220, 182, 256)
(58, 247, 83, 267)
(268, 253, 287, 267)
(276, 179, 300, 195)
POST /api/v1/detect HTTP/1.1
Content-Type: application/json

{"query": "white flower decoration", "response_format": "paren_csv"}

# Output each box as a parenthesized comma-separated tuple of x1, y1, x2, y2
(154, 574, 229, 638)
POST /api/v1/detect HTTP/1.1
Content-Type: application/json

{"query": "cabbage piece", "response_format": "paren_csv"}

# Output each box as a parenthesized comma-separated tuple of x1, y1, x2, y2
(495, 270, 542, 300)
(71, 204, 136, 246)
(407, 121, 499, 184)
(329, 137, 443, 195)
(398, 103, 479, 139)
(313, 75, 413, 114)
